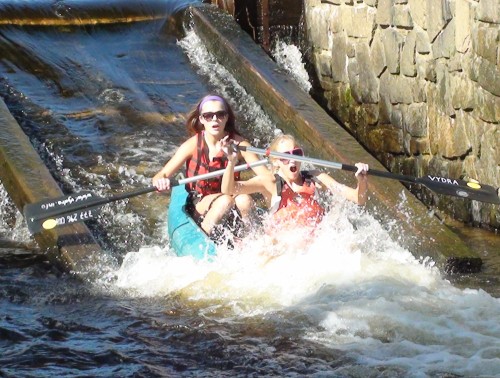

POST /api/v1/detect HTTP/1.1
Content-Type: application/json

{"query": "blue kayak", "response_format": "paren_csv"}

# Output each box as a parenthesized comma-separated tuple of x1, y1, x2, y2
(167, 185, 217, 259)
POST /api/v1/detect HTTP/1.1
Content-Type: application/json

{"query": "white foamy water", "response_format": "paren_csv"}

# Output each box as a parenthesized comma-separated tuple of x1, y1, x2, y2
(0, 182, 32, 242)
(114, 198, 500, 376)
(272, 40, 312, 93)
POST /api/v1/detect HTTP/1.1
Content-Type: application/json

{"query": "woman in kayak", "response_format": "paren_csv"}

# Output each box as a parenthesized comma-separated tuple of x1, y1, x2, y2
(221, 133, 369, 232)
(153, 94, 270, 238)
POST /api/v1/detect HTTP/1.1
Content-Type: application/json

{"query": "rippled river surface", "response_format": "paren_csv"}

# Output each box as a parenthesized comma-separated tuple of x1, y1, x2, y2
(1, 1, 499, 377)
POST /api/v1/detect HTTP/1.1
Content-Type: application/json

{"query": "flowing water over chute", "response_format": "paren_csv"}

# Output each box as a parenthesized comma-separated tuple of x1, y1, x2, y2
(1, 2, 499, 376)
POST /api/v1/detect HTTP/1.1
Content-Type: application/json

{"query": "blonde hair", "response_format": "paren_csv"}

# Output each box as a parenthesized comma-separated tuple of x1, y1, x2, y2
(268, 134, 300, 171)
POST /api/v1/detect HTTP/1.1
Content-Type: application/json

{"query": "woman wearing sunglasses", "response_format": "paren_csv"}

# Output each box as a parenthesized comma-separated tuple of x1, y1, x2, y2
(153, 94, 269, 238)
(221, 134, 369, 231)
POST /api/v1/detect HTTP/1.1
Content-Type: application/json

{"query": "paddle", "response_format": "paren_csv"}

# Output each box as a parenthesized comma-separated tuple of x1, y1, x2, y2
(23, 159, 269, 234)
(237, 145, 500, 205)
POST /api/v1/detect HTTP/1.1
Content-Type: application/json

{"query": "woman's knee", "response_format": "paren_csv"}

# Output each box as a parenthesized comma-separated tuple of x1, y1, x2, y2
(212, 194, 235, 212)
(201, 195, 235, 233)
(234, 194, 254, 212)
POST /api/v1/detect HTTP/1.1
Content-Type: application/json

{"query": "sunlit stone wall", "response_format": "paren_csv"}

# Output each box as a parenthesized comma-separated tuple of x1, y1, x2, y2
(303, 0, 499, 229)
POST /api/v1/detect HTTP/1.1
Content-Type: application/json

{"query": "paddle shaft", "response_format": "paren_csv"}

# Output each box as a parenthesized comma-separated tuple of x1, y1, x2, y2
(238, 146, 500, 204)
(24, 159, 269, 232)
(238, 145, 419, 183)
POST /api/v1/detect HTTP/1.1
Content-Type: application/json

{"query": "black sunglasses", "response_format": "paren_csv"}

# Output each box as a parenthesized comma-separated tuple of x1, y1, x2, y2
(201, 111, 228, 121)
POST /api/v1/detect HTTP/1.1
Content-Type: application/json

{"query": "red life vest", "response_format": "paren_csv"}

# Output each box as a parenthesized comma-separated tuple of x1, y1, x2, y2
(272, 172, 325, 227)
(185, 132, 240, 196)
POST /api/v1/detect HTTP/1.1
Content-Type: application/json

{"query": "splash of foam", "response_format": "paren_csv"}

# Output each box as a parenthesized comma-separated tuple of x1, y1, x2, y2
(271, 40, 312, 93)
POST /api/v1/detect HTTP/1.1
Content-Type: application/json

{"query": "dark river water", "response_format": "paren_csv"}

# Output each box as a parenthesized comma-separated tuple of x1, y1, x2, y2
(1, 1, 499, 377)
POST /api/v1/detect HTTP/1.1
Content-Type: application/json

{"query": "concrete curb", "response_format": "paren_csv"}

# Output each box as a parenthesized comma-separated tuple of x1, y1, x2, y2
(0, 97, 107, 279)
(188, 4, 482, 273)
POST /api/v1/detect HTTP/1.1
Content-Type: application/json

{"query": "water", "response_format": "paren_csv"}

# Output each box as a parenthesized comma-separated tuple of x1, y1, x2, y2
(1, 1, 500, 377)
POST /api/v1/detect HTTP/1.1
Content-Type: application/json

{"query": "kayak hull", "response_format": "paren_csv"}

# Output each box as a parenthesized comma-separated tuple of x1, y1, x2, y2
(167, 185, 217, 259)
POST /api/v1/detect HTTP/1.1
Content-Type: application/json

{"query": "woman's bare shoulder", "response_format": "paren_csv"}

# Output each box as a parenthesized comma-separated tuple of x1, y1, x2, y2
(180, 134, 198, 147)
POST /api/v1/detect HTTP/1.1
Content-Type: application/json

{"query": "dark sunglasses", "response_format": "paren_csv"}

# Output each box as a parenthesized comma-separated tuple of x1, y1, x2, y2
(279, 148, 304, 164)
(200, 111, 228, 121)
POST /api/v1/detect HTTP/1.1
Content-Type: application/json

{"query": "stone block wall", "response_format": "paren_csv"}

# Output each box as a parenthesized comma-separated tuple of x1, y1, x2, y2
(304, 0, 499, 229)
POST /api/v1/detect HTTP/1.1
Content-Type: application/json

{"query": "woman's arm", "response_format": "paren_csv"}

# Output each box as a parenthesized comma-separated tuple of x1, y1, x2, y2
(314, 163, 369, 205)
(223, 172, 275, 197)
(152, 136, 196, 191)
(221, 143, 238, 195)
(221, 143, 275, 199)
(236, 139, 272, 177)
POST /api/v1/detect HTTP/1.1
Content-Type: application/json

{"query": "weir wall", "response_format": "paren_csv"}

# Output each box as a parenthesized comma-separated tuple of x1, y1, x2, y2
(0, 98, 106, 279)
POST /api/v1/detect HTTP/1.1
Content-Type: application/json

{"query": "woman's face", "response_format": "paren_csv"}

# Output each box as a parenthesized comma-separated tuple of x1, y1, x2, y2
(275, 139, 302, 180)
(199, 100, 228, 138)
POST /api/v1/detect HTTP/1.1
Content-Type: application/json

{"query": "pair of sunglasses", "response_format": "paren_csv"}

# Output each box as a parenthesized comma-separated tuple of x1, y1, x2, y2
(279, 148, 304, 164)
(200, 111, 228, 121)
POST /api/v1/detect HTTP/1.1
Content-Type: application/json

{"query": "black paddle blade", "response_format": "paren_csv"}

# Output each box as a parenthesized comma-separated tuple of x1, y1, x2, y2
(417, 175, 500, 204)
(24, 191, 96, 220)
(23, 191, 103, 234)
(25, 204, 102, 234)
